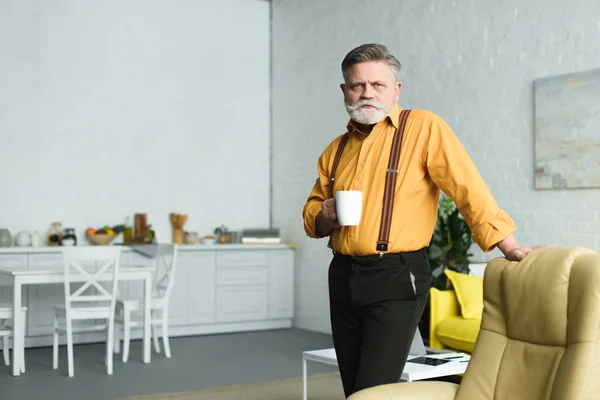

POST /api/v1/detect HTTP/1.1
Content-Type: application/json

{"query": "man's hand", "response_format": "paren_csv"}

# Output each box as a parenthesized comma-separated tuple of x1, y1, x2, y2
(496, 235, 549, 261)
(321, 198, 339, 222)
(502, 245, 549, 261)
(316, 199, 341, 236)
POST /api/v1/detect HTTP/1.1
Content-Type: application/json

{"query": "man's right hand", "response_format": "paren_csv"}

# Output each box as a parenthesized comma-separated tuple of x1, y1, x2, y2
(316, 199, 341, 236)
(322, 198, 339, 222)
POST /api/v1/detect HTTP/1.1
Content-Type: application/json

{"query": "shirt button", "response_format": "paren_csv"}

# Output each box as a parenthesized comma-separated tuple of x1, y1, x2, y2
(349, 233, 354, 238)
(359, 161, 365, 166)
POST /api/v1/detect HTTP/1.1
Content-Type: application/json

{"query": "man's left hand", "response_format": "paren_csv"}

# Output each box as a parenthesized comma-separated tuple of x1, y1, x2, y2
(496, 235, 549, 262)
(503, 245, 549, 262)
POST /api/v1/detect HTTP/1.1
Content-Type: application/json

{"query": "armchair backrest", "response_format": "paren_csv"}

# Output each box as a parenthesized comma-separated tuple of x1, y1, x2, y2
(457, 246, 600, 400)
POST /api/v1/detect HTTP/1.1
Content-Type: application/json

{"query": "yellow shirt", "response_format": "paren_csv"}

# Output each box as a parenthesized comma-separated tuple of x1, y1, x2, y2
(302, 104, 516, 256)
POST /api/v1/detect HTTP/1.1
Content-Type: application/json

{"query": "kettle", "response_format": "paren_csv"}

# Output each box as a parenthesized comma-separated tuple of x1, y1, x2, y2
(0, 229, 11, 247)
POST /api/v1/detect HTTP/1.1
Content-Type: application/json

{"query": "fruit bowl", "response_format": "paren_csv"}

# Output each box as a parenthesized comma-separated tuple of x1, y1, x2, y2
(87, 233, 116, 246)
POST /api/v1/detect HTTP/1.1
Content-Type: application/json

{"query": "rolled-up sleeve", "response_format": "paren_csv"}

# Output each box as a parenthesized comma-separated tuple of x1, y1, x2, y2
(424, 115, 516, 252)
(303, 147, 333, 239)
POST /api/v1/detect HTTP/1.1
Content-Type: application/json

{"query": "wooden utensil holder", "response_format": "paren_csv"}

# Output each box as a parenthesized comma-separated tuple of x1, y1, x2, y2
(172, 228, 184, 244)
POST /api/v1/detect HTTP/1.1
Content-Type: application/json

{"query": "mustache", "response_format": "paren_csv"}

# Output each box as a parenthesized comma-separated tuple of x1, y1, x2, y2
(345, 100, 386, 112)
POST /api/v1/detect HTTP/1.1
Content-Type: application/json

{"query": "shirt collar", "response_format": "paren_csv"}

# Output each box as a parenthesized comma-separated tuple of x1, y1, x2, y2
(346, 104, 402, 138)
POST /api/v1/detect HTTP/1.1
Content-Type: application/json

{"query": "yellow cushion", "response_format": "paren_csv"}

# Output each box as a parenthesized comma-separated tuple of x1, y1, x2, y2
(436, 316, 480, 353)
(444, 269, 483, 319)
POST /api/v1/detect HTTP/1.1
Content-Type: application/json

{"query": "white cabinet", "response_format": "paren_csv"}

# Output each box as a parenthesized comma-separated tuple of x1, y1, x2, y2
(216, 286, 268, 322)
(268, 249, 294, 319)
(168, 252, 191, 327)
(215, 250, 269, 323)
(123, 251, 157, 301)
(217, 265, 268, 286)
(27, 253, 64, 337)
(217, 250, 269, 268)
(175, 251, 216, 325)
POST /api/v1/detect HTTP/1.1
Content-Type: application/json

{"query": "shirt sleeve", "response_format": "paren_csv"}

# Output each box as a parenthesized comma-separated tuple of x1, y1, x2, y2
(302, 147, 334, 239)
(424, 115, 516, 252)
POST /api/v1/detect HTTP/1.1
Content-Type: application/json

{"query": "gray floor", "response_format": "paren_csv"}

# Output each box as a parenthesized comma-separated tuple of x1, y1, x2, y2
(0, 328, 337, 400)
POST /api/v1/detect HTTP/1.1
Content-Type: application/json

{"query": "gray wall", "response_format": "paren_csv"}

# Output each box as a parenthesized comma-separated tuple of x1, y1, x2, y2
(272, 0, 600, 332)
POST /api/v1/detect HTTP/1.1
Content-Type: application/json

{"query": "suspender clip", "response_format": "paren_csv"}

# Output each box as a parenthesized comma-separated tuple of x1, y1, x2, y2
(376, 241, 388, 257)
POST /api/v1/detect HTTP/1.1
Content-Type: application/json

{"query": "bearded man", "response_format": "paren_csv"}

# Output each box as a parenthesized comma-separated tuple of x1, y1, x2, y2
(302, 43, 545, 398)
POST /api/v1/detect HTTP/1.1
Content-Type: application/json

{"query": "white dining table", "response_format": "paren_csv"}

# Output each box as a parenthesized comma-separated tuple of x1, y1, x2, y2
(0, 266, 154, 377)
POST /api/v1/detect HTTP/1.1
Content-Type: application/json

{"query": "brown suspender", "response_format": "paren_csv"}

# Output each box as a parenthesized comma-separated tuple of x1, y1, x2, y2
(328, 134, 350, 199)
(377, 109, 411, 254)
(328, 109, 412, 255)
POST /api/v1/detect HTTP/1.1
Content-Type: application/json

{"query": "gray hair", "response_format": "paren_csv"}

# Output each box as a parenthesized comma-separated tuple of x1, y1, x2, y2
(341, 43, 401, 82)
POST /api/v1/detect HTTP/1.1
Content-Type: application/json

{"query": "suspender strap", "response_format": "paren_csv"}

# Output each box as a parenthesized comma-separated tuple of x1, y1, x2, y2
(327, 133, 349, 250)
(328, 134, 349, 199)
(377, 109, 411, 255)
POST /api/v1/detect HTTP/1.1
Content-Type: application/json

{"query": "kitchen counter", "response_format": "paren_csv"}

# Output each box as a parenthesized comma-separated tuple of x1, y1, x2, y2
(0, 243, 294, 253)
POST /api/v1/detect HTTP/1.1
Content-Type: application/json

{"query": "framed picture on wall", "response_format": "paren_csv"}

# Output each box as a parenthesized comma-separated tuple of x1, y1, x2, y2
(533, 68, 600, 189)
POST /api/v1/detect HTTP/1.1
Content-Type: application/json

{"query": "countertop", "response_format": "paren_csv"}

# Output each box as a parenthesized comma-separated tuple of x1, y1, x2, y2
(0, 243, 295, 254)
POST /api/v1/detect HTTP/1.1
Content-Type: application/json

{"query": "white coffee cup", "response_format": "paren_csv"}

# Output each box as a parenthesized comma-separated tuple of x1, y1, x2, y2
(335, 190, 363, 226)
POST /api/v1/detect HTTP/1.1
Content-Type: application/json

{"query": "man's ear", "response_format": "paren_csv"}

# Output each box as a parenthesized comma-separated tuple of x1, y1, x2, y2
(340, 83, 345, 93)
(395, 81, 402, 100)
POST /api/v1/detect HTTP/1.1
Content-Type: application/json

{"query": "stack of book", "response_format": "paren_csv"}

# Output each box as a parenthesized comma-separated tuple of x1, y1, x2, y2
(241, 228, 281, 244)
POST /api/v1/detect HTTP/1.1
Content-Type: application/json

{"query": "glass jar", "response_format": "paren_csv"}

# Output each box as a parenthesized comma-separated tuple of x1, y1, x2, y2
(123, 226, 132, 244)
(47, 221, 62, 246)
(62, 228, 77, 246)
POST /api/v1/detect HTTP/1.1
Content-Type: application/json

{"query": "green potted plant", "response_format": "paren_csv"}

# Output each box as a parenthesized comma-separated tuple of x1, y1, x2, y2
(426, 193, 474, 290)
(419, 193, 474, 341)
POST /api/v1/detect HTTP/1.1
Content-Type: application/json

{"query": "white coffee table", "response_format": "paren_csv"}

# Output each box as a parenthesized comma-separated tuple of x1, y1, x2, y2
(301, 348, 470, 400)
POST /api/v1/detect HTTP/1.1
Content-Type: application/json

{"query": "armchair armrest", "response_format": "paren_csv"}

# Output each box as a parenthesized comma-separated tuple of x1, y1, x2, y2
(429, 287, 460, 349)
(348, 381, 458, 400)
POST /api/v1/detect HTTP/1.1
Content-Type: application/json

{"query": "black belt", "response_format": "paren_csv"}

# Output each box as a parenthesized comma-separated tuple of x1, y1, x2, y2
(332, 248, 425, 263)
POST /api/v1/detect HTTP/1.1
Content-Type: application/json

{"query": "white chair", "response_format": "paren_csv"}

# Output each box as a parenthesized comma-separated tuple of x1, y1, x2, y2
(0, 306, 27, 373)
(53, 247, 121, 377)
(114, 244, 178, 362)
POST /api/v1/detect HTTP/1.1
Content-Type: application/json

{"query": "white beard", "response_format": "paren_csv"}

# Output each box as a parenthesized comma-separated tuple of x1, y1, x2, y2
(345, 100, 395, 125)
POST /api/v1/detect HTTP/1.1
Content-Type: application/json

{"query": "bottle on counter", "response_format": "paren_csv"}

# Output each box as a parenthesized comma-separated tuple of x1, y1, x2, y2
(122, 216, 132, 244)
(62, 228, 77, 246)
(47, 221, 62, 246)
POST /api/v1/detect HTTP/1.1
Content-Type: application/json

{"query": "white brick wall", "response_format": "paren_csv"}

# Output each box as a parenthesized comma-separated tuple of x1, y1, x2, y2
(271, 0, 600, 333)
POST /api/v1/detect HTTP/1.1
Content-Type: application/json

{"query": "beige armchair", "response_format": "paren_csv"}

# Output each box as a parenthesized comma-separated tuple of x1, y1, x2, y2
(349, 246, 600, 400)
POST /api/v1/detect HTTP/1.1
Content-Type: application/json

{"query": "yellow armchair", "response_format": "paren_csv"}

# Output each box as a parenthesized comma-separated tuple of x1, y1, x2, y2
(350, 246, 600, 400)
(429, 287, 480, 353)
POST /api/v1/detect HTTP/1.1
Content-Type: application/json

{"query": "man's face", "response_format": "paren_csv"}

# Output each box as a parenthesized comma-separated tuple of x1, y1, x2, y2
(341, 61, 402, 125)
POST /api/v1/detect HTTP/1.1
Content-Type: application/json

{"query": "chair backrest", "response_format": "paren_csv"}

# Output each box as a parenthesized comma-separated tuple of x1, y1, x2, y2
(152, 244, 178, 301)
(62, 247, 122, 313)
(456, 246, 600, 400)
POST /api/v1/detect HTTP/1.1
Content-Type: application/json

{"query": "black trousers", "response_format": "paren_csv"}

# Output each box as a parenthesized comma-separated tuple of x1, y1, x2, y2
(328, 249, 432, 398)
